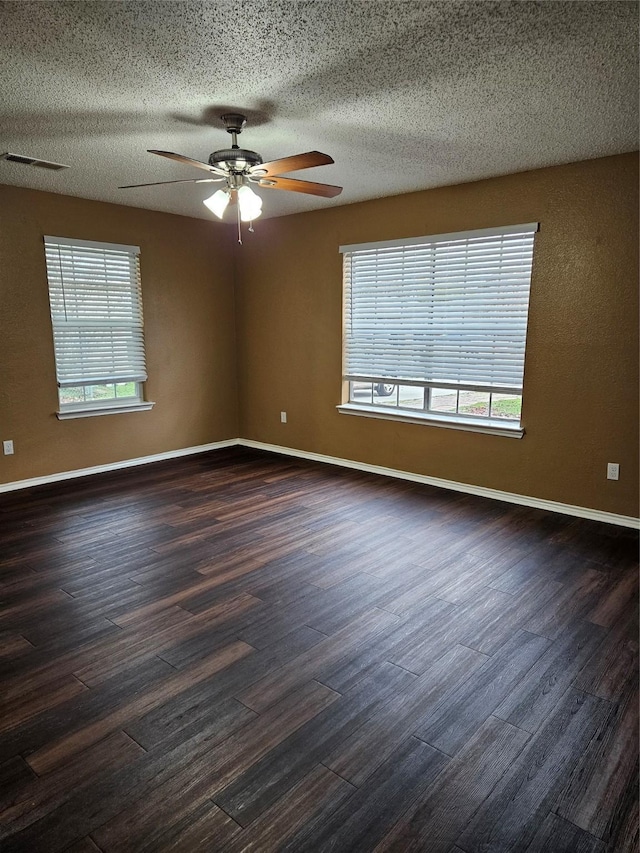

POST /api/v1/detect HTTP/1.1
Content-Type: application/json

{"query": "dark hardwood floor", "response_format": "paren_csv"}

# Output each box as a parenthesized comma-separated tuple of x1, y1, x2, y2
(0, 446, 637, 852)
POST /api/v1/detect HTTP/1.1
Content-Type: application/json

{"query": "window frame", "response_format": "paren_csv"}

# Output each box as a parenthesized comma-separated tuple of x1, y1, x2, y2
(44, 235, 154, 419)
(338, 223, 538, 438)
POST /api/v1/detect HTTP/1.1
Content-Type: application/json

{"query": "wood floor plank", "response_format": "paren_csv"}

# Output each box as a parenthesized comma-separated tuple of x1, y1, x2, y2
(0, 635, 33, 659)
(96, 797, 241, 853)
(383, 600, 470, 675)
(318, 595, 456, 690)
(0, 730, 144, 826)
(380, 558, 468, 616)
(588, 566, 638, 628)
(88, 679, 338, 853)
(325, 643, 487, 785)
(456, 688, 612, 852)
(0, 447, 636, 851)
(426, 544, 535, 605)
(237, 606, 399, 712)
(127, 627, 327, 749)
(298, 550, 370, 589)
(456, 578, 564, 655)
(21, 613, 122, 655)
(0, 656, 176, 767)
(373, 716, 530, 852)
(63, 838, 103, 853)
(494, 619, 607, 732)
(416, 629, 550, 755)
(73, 593, 260, 686)
(124, 693, 256, 751)
(280, 737, 449, 852)
(555, 684, 639, 846)
(523, 813, 606, 853)
(299, 572, 395, 636)
(152, 799, 241, 852)
(0, 589, 76, 630)
(524, 567, 608, 640)
(0, 675, 89, 734)
(111, 575, 259, 627)
(0, 680, 337, 852)
(25, 641, 253, 775)
(574, 608, 639, 701)
(159, 617, 323, 672)
(216, 662, 417, 825)
(489, 547, 586, 594)
(231, 584, 322, 652)
(0, 756, 36, 795)
(225, 764, 356, 853)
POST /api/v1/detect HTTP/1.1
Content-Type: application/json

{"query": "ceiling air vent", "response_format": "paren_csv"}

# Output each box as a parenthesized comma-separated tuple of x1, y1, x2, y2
(1, 152, 69, 170)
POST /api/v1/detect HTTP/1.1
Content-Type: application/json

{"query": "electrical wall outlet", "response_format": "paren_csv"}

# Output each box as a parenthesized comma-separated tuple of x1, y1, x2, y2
(607, 462, 619, 481)
(3, 440, 14, 455)
(280, 411, 287, 424)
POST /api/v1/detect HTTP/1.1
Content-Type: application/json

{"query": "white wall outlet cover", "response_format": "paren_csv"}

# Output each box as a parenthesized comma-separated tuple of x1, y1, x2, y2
(607, 463, 620, 480)
(3, 440, 14, 455)
(280, 412, 287, 423)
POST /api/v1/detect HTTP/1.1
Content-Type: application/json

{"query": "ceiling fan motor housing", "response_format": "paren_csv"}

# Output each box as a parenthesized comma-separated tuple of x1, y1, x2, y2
(209, 148, 263, 172)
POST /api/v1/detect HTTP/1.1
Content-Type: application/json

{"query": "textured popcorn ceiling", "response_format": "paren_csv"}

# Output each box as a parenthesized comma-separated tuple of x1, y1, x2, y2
(0, 1, 637, 221)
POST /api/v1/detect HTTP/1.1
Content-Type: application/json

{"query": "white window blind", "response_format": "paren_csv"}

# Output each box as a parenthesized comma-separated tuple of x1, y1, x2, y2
(341, 224, 537, 392)
(44, 236, 147, 387)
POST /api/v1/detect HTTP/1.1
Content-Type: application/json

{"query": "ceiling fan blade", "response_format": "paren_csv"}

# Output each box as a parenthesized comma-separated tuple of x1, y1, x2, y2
(147, 150, 226, 176)
(251, 151, 334, 177)
(119, 177, 221, 189)
(258, 176, 342, 198)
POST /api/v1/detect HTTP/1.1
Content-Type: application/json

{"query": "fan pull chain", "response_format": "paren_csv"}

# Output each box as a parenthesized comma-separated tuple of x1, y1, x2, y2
(237, 204, 242, 245)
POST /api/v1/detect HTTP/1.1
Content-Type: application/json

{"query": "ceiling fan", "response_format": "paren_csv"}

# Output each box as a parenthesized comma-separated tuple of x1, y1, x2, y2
(119, 113, 342, 239)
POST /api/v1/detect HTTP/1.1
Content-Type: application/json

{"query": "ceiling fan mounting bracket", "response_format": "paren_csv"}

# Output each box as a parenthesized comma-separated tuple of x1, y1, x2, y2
(220, 113, 247, 135)
(220, 113, 248, 150)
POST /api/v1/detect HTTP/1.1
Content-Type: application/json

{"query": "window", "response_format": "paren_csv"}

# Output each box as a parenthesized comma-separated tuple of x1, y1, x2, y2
(339, 223, 538, 437)
(44, 236, 154, 418)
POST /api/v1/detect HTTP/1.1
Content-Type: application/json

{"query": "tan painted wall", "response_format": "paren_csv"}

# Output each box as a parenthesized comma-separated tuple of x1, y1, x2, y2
(236, 153, 639, 518)
(0, 184, 238, 483)
(1, 154, 637, 517)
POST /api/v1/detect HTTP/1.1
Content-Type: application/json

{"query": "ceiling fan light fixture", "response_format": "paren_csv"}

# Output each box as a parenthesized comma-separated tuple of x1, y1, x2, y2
(126, 116, 342, 235)
(237, 185, 263, 222)
(203, 187, 230, 219)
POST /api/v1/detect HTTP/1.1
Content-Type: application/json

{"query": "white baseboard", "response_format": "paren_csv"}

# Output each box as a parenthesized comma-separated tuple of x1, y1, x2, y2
(239, 439, 640, 530)
(1, 436, 637, 530)
(0, 439, 238, 494)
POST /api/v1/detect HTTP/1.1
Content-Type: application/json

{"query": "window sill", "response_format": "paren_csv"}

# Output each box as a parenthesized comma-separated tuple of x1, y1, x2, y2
(337, 403, 524, 438)
(56, 402, 155, 420)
